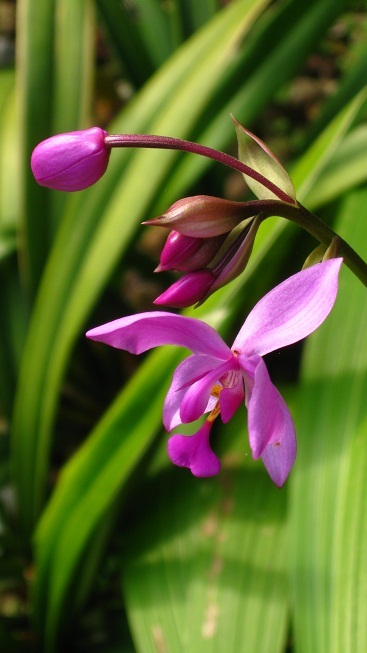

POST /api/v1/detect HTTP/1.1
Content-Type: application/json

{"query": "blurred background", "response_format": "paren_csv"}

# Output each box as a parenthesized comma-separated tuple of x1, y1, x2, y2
(1, 0, 367, 651)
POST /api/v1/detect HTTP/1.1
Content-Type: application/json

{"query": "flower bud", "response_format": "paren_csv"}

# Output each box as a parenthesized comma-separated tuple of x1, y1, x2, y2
(209, 216, 261, 297)
(157, 231, 225, 272)
(31, 127, 110, 191)
(145, 195, 259, 238)
(157, 232, 202, 271)
(153, 270, 215, 308)
(302, 244, 326, 269)
(303, 237, 342, 271)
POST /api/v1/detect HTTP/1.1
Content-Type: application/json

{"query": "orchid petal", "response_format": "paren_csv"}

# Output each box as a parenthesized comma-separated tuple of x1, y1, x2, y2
(163, 355, 220, 431)
(87, 311, 231, 359)
(241, 357, 295, 463)
(261, 414, 297, 487)
(233, 258, 342, 356)
(167, 421, 220, 477)
(179, 358, 237, 424)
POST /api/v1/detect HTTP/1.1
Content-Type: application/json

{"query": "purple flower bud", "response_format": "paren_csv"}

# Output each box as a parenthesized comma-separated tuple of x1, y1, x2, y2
(157, 231, 225, 272)
(153, 269, 215, 308)
(31, 127, 110, 191)
(157, 232, 202, 271)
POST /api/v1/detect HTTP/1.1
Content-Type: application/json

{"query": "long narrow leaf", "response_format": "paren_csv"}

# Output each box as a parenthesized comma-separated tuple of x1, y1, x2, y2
(122, 452, 289, 653)
(291, 89, 367, 202)
(95, 0, 156, 85)
(17, 0, 95, 296)
(299, 125, 367, 208)
(0, 74, 19, 257)
(16, 0, 56, 294)
(169, 0, 220, 44)
(291, 186, 367, 653)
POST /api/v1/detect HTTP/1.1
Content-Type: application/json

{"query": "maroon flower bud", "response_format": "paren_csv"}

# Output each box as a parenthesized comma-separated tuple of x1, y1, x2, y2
(31, 127, 110, 191)
(153, 270, 215, 308)
(144, 195, 259, 238)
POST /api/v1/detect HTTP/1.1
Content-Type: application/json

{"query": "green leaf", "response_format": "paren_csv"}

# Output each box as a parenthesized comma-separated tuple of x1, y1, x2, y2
(0, 74, 19, 256)
(96, 0, 177, 85)
(291, 186, 367, 653)
(17, 0, 94, 296)
(169, 0, 220, 44)
(0, 260, 27, 417)
(300, 125, 367, 209)
(304, 31, 367, 144)
(51, 0, 95, 134)
(17, 0, 56, 294)
(291, 89, 367, 205)
(33, 347, 184, 648)
(122, 456, 289, 653)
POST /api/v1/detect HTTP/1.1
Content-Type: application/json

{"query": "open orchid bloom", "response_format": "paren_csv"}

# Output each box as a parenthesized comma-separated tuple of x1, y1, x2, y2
(86, 258, 342, 486)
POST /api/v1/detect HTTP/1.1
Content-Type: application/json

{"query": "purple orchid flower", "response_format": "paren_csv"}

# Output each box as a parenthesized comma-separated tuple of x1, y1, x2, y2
(86, 258, 342, 486)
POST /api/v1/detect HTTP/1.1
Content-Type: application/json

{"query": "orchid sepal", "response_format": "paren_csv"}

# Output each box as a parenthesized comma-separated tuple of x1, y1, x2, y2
(233, 258, 343, 356)
(232, 115, 296, 203)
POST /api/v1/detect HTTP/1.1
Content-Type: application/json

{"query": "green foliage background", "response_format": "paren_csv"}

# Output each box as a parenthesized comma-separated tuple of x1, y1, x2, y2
(1, 0, 367, 650)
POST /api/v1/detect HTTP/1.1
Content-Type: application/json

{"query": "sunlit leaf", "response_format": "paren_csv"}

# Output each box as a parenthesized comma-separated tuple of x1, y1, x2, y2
(0, 73, 19, 256)
(300, 125, 367, 208)
(292, 89, 367, 204)
(17, 0, 94, 295)
(291, 186, 367, 653)
(122, 453, 289, 653)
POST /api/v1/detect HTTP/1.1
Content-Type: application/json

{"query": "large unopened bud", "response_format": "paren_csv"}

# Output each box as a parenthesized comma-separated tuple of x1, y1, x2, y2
(144, 195, 262, 238)
(31, 127, 110, 191)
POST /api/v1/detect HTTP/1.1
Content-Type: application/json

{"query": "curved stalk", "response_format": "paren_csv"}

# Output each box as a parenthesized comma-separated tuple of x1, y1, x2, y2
(269, 202, 367, 288)
(105, 134, 367, 288)
(104, 133, 295, 204)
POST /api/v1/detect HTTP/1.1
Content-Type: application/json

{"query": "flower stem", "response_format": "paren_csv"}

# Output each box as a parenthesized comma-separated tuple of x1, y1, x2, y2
(104, 134, 367, 287)
(275, 202, 367, 287)
(104, 133, 295, 204)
